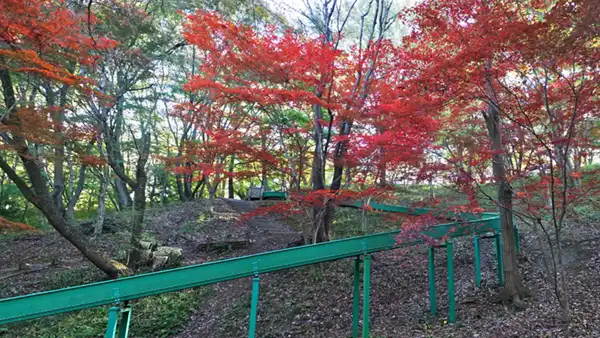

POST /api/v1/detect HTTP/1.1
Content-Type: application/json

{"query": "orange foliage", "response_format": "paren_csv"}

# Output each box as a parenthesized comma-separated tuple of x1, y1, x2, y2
(0, 0, 115, 84)
(79, 154, 107, 167)
(0, 0, 116, 162)
(0, 217, 38, 234)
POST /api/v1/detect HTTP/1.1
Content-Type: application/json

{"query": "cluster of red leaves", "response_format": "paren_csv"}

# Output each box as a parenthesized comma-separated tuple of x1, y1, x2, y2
(163, 127, 278, 182)
(0, 0, 116, 85)
(1, 0, 118, 174)
(0, 108, 61, 145)
(79, 154, 107, 168)
(178, 10, 440, 187)
(243, 187, 397, 224)
(183, 11, 340, 109)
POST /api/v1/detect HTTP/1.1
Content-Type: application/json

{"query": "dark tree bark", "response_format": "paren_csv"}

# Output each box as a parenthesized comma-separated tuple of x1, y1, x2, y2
(64, 163, 87, 222)
(322, 119, 353, 240)
(228, 155, 235, 199)
(104, 127, 151, 267)
(128, 152, 148, 264)
(110, 102, 133, 209)
(311, 87, 328, 242)
(482, 60, 527, 305)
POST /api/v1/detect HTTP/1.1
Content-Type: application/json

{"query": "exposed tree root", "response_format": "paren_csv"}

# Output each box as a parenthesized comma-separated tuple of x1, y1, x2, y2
(493, 286, 531, 310)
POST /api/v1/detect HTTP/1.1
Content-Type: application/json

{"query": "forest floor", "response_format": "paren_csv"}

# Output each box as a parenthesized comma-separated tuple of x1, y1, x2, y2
(2, 199, 600, 337)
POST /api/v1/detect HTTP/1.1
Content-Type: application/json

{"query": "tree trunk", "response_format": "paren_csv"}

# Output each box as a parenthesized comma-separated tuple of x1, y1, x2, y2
(322, 120, 353, 240)
(128, 174, 147, 266)
(377, 126, 387, 187)
(184, 163, 193, 200)
(65, 164, 87, 222)
(311, 94, 328, 243)
(299, 148, 307, 189)
(95, 166, 109, 236)
(161, 171, 169, 204)
(43, 83, 65, 213)
(261, 132, 269, 190)
(123, 131, 151, 267)
(228, 155, 235, 199)
(482, 63, 527, 304)
(115, 178, 132, 209)
(176, 174, 185, 201)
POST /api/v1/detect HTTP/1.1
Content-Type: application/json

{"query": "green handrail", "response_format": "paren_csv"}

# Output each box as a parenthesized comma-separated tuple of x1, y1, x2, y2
(0, 203, 512, 337)
(0, 216, 499, 326)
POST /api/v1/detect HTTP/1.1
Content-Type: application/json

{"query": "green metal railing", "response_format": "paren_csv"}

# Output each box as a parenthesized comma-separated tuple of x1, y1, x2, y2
(0, 204, 513, 338)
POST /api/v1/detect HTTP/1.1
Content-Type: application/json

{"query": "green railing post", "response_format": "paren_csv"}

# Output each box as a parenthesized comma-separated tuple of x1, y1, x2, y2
(474, 235, 481, 287)
(118, 305, 132, 338)
(495, 234, 504, 286)
(428, 246, 436, 316)
(105, 306, 120, 338)
(352, 257, 361, 338)
(248, 276, 260, 338)
(362, 255, 371, 338)
(447, 241, 455, 323)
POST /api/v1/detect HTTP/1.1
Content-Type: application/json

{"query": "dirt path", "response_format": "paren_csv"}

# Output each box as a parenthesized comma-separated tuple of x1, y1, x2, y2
(172, 199, 302, 338)
(224, 198, 302, 252)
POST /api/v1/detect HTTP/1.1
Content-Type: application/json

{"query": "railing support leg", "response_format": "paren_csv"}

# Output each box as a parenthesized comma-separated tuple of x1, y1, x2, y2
(105, 306, 120, 338)
(118, 305, 132, 338)
(474, 235, 481, 287)
(447, 241, 455, 323)
(248, 276, 260, 338)
(495, 234, 504, 286)
(362, 255, 371, 338)
(428, 246, 436, 316)
(352, 257, 361, 338)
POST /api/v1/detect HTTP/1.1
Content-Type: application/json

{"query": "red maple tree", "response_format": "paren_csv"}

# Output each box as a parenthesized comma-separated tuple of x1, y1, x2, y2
(401, 0, 600, 316)
(181, 10, 438, 242)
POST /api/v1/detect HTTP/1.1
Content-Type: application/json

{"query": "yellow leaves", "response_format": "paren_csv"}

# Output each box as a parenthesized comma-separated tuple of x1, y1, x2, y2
(109, 260, 133, 277)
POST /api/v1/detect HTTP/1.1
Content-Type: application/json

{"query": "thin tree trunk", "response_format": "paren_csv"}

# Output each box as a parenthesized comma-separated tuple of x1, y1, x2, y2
(322, 119, 353, 240)
(176, 174, 185, 201)
(43, 83, 65, 213)
(184, 164, 193, 200)
(65, 164, 87, 222)
(125, 133, 150, 266)
(228, 155, 235, 199)
(128, 174, 147, 265)
(311, 93, 327, 243)
(482, 60, 527, 304)
(115, 178, 132, 209)
(161, 171, 169, 204)
(261, 132, 269, 190)
(95, 166, 109, 236)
